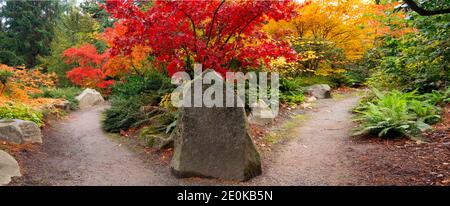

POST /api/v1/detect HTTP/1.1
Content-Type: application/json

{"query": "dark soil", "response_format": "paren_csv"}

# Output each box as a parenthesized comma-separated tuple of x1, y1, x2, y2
(348, 104, 450, 186)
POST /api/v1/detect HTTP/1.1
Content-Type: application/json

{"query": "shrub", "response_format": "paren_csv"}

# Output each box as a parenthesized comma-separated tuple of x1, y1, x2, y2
(279, 77, 305, 104)
(11, 68, 58, 89)
(354, 89, 440, 139)
(32, 87, 82, 110)
(111, 72, 173, 99)
(0, 103, 44, 127)
(335, 62, 370, 87)
(280, 92, 304, 104)
(103, 72, 174, 133)
(102, 96, 146, 133)
(420, 88, 450, 106)
(0, 69, 13, 85)
(291, 38, 346, 76)
(365, 14, 449, 92)
(0, 69, 13, 94)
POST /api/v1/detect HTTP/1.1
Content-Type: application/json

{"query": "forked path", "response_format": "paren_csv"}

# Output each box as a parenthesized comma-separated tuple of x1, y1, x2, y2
(15, 104, 175, 186)
(247, 95, 361, 185)
(14, 95, 361, 185)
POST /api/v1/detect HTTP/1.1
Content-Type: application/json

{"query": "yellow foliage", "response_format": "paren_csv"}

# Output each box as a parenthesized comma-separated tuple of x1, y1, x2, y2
(265, 0, 376, 60)
(270, 57, 311, 76)
(159, 93, 177, 111)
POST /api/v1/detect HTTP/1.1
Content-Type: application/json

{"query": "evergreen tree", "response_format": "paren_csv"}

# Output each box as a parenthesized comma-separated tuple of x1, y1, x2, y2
(0, 0, 62, 67)
(39, 3, 99, 86)
(80, 0, 113, 31)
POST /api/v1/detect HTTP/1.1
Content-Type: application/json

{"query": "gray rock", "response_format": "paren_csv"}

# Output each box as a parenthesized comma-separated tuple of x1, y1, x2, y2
(305, 84, 332, 99)
(54, 100, 71, 111)
(0, 119, 42, 144)
(75, 88, 104, 109)
(0, 149, 21, 185)
(170, 69, 262, 181)
(248, 99, 274, 125)
(305, 96, 317, 103)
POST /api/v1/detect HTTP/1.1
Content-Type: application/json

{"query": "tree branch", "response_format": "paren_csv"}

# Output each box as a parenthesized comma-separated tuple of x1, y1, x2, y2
(184, 13, 197, 39)
(403, 0, 450, 16)
(206, 0, 226, 46)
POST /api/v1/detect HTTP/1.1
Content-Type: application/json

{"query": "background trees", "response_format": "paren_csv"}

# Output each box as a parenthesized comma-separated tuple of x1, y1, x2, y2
(0, 0, 62, 67)
(0, 0, 447, 139)
(103, 0, 297, 75)
(266, 0, 375, 61)
(366, 1, 450, 92)
(39, 5, 99, 86)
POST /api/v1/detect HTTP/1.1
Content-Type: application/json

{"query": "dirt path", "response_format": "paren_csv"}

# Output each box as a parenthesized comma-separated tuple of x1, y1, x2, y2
(12, 95, 362, 186)
(13, 104, 175, 186)
(246, 95, 361, 185)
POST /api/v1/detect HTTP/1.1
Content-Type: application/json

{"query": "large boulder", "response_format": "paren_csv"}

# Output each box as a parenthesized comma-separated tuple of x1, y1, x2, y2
(170, 69, 262, 181)
(75, 88, 104, 109)
(305, 84, 332, 99)
(0, 149, 21, 185)
(0, 119, 42, 144)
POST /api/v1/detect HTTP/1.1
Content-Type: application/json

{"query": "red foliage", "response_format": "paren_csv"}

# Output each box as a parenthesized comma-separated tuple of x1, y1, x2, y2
(103, 0, 298, 76)
(63, 44, 113, 89)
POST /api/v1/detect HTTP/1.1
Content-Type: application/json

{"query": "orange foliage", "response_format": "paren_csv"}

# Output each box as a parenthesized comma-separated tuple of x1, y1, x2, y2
(11, 68, 58, 89)
(368, 3, 416, 38)
(102, 21, 152, 76)
(0, 64, 60, 108)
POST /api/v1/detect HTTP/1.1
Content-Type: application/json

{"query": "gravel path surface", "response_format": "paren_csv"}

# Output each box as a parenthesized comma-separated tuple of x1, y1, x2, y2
(245, 96, 361, 185)
(11, 95, 362, 186)
(11, 104, 176, 186)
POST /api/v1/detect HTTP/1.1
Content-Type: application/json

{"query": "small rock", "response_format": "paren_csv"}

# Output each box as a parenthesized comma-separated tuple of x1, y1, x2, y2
(54, 100, 71, 111)
(305, 96, 317, 103)
(415, 140, 425, 145)
(300, 103, 311, 109)
(248, 99, 274, 125)
(305, 84, 332, 99)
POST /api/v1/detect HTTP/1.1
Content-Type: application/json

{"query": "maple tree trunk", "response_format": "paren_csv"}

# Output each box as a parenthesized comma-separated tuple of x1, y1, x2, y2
(403, 0, 450, 16)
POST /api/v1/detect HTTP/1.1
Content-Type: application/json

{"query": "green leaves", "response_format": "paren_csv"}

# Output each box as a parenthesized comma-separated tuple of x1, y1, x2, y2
(102, 73, 174, 133)
(0, 103, 44, 127)
(279, 77, 305, 104)
(32, 87, 82, 110)
(354, 89, 442, 139)
(366, 11, 450, 92)
(0, 0, 62, 67)
(0, 69, 13, 85)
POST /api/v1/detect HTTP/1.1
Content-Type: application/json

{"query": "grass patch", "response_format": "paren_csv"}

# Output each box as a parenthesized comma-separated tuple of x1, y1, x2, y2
(263, 114, 309, 145)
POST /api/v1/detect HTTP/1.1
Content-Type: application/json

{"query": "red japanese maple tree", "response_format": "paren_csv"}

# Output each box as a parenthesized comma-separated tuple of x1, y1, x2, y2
(63, 44, 114, 89)
(103, 0, 298, 76)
